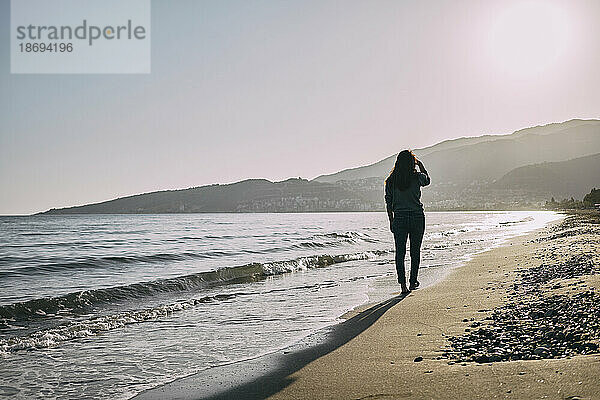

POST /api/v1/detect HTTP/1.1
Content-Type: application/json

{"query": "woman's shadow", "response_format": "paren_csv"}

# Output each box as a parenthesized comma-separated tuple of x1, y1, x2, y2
(134, 293, 410, 400)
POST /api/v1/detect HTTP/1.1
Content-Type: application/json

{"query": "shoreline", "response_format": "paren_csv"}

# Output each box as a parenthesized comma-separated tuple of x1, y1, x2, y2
(346, 213, 564, 320)
(264, 212, 600, 400)
(12, 208, 560, 218)
(132, 213, 581, 400)
(132, 293, 412, 400)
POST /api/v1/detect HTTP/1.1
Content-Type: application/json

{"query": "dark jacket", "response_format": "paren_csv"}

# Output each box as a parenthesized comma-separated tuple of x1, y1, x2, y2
(385, 172, 430, 213)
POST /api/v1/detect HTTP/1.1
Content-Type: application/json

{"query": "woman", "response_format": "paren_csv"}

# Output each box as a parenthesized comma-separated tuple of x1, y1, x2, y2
(384, 150, 430, 294)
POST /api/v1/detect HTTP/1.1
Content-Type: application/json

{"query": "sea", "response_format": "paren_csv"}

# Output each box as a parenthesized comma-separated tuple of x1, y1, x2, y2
(0, 211, 561, 399)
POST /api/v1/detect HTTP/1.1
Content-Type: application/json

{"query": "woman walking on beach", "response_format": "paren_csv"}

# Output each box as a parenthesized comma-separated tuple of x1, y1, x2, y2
(385, 150, 430, 294)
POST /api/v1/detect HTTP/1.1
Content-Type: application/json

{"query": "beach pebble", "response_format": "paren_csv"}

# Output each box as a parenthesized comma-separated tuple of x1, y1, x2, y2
(489, 354, 502, 362)
(439, 217, 600, 365)
(533, 347, 549, 356)
(474, 354, 489, 363)
(414, 356, 423, 362)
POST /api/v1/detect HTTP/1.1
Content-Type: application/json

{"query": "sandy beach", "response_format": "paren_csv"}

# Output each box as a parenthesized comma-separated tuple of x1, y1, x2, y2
(135, 212, 600, 400)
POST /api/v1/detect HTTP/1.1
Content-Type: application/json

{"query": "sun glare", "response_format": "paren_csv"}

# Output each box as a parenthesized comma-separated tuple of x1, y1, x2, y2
(488, 1, 571, 77)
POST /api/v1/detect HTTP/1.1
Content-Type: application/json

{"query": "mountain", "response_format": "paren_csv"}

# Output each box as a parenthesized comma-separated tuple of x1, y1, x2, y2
(41, 178, 379, 214)
(313, 119, 599, 183)
(40, 119, 600, 214)
(493, 153, 600, 199)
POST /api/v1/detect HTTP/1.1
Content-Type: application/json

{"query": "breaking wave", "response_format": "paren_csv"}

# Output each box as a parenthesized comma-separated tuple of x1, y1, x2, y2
(0, 251, 388, 322)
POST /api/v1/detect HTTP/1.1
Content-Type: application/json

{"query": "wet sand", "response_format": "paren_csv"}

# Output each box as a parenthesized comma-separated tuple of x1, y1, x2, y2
(134, 212, 600, 400)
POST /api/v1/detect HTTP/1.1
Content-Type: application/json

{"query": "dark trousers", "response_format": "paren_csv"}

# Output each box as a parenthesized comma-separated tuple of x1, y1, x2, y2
(392, 212, 425, 285)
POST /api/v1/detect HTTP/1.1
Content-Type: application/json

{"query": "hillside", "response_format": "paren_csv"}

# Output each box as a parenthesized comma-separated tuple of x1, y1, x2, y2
(41, 178, 379, 214)
(313, 119, 599, 183)
(422, 123, 600, 185)
(493, 153, 600, 199)
(40, 119, 600, 214)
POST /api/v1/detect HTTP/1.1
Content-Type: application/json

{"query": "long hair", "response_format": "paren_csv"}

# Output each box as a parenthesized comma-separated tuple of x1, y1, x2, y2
(386, 150, 417, 191)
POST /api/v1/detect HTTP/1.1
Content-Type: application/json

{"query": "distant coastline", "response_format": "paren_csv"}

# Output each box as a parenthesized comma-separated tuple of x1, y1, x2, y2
(39, 207, 551, 216)
(39, 119, 600, 216)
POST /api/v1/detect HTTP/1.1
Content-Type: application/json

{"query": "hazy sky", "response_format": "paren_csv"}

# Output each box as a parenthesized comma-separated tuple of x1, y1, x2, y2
(1, 0, 600, 214)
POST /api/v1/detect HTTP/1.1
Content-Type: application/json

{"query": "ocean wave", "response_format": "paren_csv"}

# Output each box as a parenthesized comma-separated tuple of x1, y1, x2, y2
(1, 231, 377, 278)
(499, 216, 535, 226)
(0, 270, 385, 354)
(292, 232, 376, 249)
(18, 232, 57, 236)
(0, 251, 388, 321)
(0, 251, 215, 278)
(0, 294, 233, 353)
(314, 232, 357, 239)
(314, 231, 376, 241)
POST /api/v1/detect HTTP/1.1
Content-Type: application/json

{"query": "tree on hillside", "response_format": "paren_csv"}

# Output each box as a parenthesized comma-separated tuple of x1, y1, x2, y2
(583, 188, 600, 207)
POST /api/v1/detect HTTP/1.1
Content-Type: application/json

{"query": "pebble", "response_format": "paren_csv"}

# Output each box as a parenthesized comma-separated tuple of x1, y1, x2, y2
(534, 347, 549, 356)
(441, 215, 600, 365)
